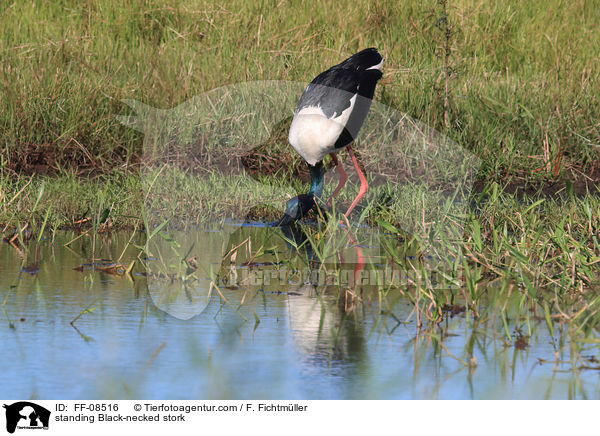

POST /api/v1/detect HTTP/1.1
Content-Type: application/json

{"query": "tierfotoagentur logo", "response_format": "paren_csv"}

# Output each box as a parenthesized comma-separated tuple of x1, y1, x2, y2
(118, 79, 480, 320)
(3, 402, 50, 434)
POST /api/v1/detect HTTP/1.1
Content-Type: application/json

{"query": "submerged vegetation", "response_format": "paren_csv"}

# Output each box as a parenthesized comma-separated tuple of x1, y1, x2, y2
(1, 0, 599, 393)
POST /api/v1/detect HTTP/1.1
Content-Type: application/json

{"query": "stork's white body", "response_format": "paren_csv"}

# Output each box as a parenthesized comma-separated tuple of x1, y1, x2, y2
(288, 95, 357, 166)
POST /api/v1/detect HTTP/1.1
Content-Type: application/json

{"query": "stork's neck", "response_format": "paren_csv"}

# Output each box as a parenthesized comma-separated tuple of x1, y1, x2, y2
(308, 161, 324, 198)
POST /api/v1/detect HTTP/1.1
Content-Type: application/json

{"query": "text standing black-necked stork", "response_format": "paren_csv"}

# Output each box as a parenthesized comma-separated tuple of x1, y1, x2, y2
(278, 48, 383, 227)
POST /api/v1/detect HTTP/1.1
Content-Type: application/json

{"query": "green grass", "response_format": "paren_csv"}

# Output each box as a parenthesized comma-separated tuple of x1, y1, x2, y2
(0, 171, 142, 232)
(0, 0, 598, 181)
(1, 0, 598, 232)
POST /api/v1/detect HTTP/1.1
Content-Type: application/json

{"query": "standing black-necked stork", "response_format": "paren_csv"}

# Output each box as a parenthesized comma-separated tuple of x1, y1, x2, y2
(278, 48, 383, 226)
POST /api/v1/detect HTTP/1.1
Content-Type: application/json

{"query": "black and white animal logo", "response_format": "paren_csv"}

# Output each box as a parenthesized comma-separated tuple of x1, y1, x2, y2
(3, 402, 50, 434)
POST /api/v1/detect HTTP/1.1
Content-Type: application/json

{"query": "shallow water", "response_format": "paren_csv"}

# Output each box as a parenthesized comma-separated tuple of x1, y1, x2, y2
(1, 227, 599, 399)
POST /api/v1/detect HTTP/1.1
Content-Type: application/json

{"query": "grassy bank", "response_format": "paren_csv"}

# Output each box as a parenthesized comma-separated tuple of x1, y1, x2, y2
(1, 0, 599, 184)
(2, 168, 598, 291)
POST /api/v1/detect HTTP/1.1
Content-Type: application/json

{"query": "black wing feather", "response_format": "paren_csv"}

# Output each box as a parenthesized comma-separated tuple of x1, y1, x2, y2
(296, 69, 361, 118)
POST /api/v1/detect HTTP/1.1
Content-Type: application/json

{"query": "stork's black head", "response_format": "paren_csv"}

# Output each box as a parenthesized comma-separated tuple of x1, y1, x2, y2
(276, 193, 316, 227)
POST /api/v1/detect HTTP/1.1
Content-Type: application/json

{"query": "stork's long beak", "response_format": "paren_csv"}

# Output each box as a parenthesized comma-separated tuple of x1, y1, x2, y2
(273, 212, 295, 228)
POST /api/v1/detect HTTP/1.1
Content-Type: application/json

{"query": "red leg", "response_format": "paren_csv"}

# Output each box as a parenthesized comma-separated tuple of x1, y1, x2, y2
(327, 152, 348, 207)
(336, 222, 365, 289)
(342, 228, 365, 289)
(352, 243, 365, 287)
(344, 146, 368, 218)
